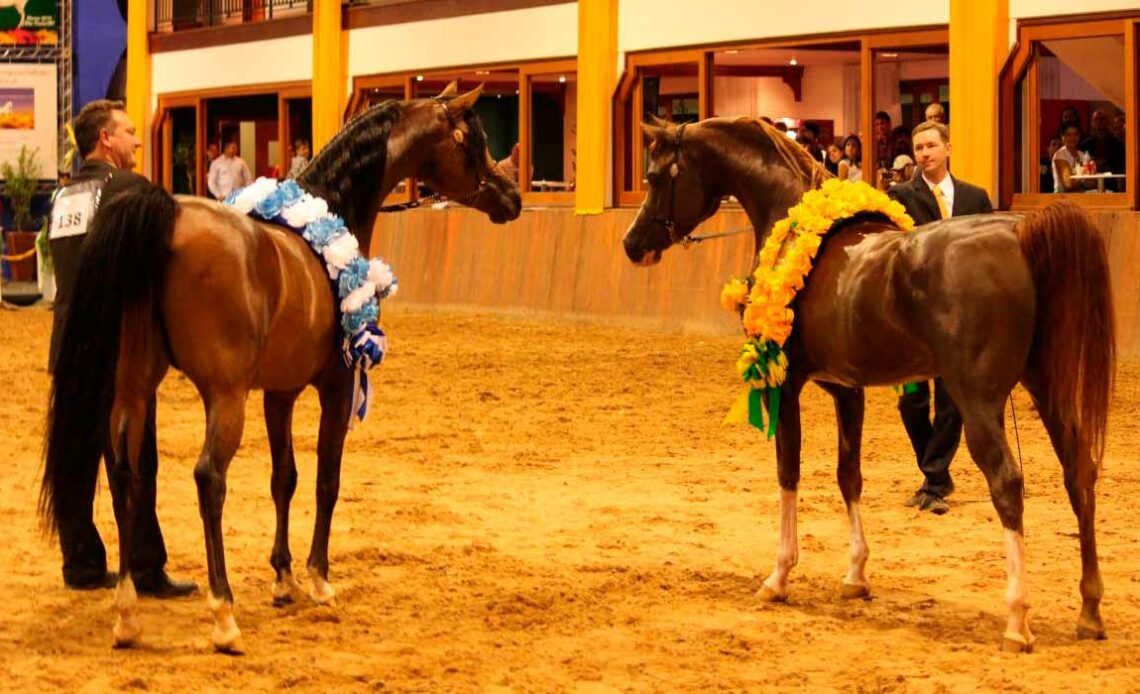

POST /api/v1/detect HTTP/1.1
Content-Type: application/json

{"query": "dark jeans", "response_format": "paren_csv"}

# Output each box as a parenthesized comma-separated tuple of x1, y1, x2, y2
(898, 378, 962, 498)
(58, 395, 168, 587)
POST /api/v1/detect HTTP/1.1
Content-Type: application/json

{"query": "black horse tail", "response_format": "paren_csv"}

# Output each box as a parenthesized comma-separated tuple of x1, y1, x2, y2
(1019, 200, 1115, 475)
(39, 185, 177, 537)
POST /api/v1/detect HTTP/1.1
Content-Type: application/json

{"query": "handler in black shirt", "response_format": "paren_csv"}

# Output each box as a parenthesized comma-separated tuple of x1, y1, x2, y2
(47, 99, 195, 597)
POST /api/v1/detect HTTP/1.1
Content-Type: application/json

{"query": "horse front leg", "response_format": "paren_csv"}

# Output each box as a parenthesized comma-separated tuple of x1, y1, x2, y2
(306, 367, 354, 605)
(265, 389, 303, 606)
(758, 377, 805, 603)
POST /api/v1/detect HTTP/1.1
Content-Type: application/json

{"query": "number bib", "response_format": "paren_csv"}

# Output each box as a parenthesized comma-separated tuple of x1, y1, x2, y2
(49, 178, 107, 241)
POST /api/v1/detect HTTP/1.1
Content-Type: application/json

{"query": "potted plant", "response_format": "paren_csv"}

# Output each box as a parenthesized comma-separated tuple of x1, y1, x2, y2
(1, 145, 42, 284)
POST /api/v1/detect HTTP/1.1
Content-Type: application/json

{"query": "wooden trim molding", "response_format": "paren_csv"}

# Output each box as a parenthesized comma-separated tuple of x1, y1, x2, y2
(150, 15, 312, 53)
(1010, 193, 1130, 211)
(345, 0, 574, 30)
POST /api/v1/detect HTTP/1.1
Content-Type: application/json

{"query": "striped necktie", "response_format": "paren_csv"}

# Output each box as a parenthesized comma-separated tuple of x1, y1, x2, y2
(933, 185, 950, 219)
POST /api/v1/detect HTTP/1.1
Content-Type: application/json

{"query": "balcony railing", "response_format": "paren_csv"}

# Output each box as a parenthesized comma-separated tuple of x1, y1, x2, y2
(154, 0, 313, 31)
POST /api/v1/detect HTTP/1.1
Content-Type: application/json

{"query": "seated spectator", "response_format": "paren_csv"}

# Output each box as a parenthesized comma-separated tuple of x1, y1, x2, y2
(887, 153, 914, 186)
(825, 142, 843, 176)
(1052, 124, 1094, 193)
(839, 135, 862, 182)
(1080, 110, 1125, 191)
(925, 102, 945, 124)
(1039, 136, 1062, 193)
(289, 139, 311, 179)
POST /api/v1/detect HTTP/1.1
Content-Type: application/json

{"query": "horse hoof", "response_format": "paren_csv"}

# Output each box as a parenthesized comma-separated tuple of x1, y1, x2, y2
(756, 584, 788, 603)
(1076, 623, 1107, 641)
(272, 574, 300, 607)
(309, 575, 337, 606)
(840, 582, 871, 600)
(112, 616, 142, 649)
(1001, 633, 1034, 654)
(211, 620, 245, 654)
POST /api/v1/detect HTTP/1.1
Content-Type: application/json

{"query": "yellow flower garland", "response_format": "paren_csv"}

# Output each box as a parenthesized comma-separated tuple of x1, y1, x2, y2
(722, 179, 916, 435)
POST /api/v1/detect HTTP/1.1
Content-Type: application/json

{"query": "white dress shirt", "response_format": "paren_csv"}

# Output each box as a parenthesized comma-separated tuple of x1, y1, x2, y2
(208, 154, 252, 199)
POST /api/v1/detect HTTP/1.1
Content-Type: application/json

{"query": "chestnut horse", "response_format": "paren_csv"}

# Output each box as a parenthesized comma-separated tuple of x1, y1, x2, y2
(623, 116, 1114, 652)
(40, 84, 521, 652)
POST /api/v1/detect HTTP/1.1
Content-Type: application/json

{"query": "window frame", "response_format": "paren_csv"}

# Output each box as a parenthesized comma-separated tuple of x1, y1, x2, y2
(613, 27, 948, 207)
(350, 56, 579, 208)
(999, 15, 1138, 211)
(153, 80, 311, 196)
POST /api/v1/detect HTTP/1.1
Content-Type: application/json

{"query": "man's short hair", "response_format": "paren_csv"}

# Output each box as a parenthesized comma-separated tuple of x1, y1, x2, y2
(294, 138, 309, 149)
(874, 111, 891, 123)
(802, 122, 820, 137)
(925, 102, 945, 115)
(912, 120, 950, 144)
(74, 99, 125, 158)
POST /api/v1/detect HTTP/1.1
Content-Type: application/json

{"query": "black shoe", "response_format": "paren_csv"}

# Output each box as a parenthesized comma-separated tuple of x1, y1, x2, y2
(904, 490, 929, 508)
(65, 570, 119, 591)
(920, 493, 950, 515)
(135, 572, 199, 599)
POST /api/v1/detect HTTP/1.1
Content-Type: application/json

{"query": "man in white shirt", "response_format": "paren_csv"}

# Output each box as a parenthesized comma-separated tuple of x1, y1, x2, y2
(887, 121, 993, 515)
(207, 141, 252, 200)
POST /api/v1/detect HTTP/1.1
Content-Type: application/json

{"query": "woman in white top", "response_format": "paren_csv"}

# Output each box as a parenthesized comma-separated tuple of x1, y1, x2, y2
(838, 135, 863, 182)
(1052, 125, 1094, 193)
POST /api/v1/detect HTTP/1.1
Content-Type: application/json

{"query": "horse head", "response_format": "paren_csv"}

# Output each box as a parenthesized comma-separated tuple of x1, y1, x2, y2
(623, 117, 723, 266)
(407, 82, 522, 224)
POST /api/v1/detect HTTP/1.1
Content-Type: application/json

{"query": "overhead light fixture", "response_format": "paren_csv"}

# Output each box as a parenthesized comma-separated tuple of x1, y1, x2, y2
(725, 49, 740, 55)
(558, 75, 567, 83)
(415, 75, 424, 81)
(882, 52, 899, 59)
(789, 58, 798, 66)
(476, 70, 490, 75)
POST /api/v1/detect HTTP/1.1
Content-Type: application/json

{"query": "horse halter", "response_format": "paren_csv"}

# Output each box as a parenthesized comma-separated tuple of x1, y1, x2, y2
(646, 122, 691, 246)
(377, 97, 489, 214)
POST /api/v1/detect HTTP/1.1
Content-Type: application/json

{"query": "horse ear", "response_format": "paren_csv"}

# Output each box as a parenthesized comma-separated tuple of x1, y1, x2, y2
(647, 113, 670, 129)
(437, 80, 459, 98)
(640, 121, 667, 147)
(448, 83, 484, 115)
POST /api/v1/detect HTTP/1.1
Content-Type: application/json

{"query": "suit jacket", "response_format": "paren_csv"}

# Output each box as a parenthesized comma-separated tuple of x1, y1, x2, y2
(887, 171, 993, 226)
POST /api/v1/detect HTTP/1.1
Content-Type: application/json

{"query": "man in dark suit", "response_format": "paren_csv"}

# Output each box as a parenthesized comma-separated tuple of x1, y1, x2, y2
(888, 120, 993, 515)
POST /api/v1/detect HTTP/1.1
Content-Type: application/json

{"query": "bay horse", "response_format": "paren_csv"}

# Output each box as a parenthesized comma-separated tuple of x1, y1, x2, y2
(623, 116, 1114, 652)
(40, 84, 521, 652)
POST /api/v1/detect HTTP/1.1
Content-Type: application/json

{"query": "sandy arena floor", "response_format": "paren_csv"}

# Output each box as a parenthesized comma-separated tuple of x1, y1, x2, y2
(1, 303, 1138, 692)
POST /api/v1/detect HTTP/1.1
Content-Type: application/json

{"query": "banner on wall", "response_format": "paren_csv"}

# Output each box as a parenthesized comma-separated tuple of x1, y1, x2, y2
(0, 0, 58, 45)
(0, 63, 57, 179)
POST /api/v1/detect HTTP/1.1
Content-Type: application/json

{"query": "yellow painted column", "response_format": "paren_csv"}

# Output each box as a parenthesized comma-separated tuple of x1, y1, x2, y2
(949, 0, 1008, 201)
(312, 0, 345, 152)
(575, 0, 618, 214)
(125, 0, 151, 175)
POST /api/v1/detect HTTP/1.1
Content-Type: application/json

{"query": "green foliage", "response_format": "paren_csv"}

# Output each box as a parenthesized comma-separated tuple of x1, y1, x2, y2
(2, 145, 42, 230)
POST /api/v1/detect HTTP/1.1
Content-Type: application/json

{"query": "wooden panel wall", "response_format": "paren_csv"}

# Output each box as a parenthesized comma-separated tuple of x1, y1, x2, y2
(369, 208, 1140, 355)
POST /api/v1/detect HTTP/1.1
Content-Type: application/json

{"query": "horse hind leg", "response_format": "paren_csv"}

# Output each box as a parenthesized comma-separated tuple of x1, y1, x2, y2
(194, 390, 248, 653)
(109, 316, 170, 648)
(1023, 378, 1105, 641)
(957, 393, 1034, 652)
(305, 368, 353, 606)
(265, 389, 303, 606)
(820, 383, 870, 600)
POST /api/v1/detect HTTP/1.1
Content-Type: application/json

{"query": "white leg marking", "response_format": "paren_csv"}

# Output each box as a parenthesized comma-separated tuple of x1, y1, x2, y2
(760, 488, 798, 601)
(308, 566, 337, 606)
(272, 570, 300, 603)
(841, 501, 871, 598)
(1002, 529, 1034, 652)
(208, 594, 244, 653)
(112, 576, 141, 648)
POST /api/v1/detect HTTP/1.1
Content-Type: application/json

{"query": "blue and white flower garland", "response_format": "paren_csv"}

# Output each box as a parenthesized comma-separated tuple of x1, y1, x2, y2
(225, 177, 398, 424)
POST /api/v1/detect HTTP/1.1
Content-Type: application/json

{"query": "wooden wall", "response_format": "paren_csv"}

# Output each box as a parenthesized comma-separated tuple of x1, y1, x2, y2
(369, 207, 1140, 355)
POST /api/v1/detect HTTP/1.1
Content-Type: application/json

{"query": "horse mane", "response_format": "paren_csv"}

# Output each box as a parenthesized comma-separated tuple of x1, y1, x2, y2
(298, 97, 489, 235)
(298, 100, 404, 234)
(738, 117, 832, 190)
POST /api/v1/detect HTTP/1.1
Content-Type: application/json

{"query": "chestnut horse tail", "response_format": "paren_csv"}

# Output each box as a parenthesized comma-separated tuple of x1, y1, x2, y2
(39, 185, 177, 537)
(1018, 200, 1115, 473)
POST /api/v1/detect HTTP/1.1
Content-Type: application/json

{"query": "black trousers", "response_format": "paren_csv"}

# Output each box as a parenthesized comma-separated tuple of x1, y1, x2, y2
(50, 235, 168, 587)
(898, 378, 962, 498)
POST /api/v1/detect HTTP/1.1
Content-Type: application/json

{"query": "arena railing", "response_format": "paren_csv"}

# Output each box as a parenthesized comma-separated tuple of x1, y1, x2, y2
(153, 0, 313, 32)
